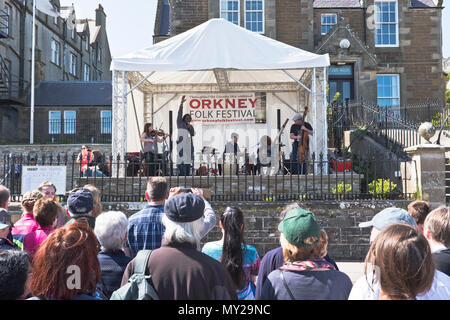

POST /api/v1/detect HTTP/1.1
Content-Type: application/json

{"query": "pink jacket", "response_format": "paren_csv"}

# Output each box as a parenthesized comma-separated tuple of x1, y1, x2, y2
(23, 226, 55, 259)
(11, 212, 39, 236)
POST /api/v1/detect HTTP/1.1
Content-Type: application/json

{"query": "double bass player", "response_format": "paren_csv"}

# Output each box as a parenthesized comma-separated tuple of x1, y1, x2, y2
(290, 111, 313, 174)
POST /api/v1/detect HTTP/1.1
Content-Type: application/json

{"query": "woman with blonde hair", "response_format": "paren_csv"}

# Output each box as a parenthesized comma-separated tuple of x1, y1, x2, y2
(260, 208, 352, 300)
(83, 184, 102, 218)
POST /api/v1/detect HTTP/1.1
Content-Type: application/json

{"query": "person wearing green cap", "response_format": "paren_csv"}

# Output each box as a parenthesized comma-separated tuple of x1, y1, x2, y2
(260, 208, 352, 300)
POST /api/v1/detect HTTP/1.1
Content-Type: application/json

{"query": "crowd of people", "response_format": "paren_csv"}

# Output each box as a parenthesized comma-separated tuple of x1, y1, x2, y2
(0, 180, 449, 300)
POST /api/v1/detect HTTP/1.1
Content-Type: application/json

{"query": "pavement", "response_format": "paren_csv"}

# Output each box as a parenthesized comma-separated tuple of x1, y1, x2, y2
(336, 262, 365, 284)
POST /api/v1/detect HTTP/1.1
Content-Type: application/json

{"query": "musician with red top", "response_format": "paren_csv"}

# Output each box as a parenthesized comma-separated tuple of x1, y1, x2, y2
(290, 112, 313, 174)
(76, 145, 94, 174)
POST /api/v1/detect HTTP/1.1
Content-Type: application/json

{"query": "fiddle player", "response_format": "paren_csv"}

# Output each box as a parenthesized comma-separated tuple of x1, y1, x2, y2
(177, 95, 195, 176)
(141, 123, 169, 176)
(290, 113, 313, 174)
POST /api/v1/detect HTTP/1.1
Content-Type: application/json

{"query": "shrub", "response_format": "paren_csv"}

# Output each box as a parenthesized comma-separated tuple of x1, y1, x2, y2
(368, 179, 397, 198)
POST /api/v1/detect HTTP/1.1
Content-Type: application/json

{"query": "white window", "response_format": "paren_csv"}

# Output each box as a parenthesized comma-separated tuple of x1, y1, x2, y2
(374, 0, 398, 47)
(71, 27, 75, 39)
(83, 64, 90, 81)
(85, 37, 89, 51)
(4, 4, 10, 35)
(53, 16, 58, 25)
(220, 0, 240, 26)
(69, 53, 76, 75)
(377, 74, 400, 109)
(64, 110, 76, 134)
(49, 111, 61, 134)
(51, 39, 60, 65)
(321, 14, 337, 35)
(245, 0, 264, 33)
(97, 47, 102, 63)
(100, 110, 111, 134)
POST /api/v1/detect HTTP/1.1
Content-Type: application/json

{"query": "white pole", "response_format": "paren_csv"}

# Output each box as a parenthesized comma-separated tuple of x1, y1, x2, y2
(30, 0, 36, 144)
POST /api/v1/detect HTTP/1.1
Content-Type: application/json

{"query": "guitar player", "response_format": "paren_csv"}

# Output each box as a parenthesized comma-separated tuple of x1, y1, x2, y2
(290, 112, 313, 174)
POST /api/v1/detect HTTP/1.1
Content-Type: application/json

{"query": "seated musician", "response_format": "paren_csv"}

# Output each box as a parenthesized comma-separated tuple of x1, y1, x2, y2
(256, 136, 272, 175)
(219, 132, 241, 175)
(290, 113, 313, 174)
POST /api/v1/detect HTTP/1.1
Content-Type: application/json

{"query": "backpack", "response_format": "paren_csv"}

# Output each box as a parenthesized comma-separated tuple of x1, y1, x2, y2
(110, 250, 159, 300)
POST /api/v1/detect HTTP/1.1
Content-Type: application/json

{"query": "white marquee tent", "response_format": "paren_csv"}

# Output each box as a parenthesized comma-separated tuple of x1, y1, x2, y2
(110, 18, 330, 174)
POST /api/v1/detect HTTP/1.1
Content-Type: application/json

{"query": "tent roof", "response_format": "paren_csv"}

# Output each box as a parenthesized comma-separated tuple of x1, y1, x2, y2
(111, 18, 329, 73)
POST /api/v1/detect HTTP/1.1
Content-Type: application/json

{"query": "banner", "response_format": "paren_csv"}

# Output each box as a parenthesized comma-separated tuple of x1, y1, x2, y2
(21, 166, 66, 195)
(186, 93, 258, 124)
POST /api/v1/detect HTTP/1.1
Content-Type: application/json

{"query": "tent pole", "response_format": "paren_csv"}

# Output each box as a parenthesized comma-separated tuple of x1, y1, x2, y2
(282, 70, 312, 93)
(312, 67, 317, 172)
(129, 80, 144, 153)
(125, 71, 154, 96)
(322, 67, 328, 174)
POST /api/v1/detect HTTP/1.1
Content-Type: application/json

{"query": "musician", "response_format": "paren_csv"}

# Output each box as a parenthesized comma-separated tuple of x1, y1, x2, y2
(290, 113, 313, 174)
(256, 135, 272, 175)
(219, 132, 241, 175)
(141, 123, 169, 176)
(176, 95, 195, 176)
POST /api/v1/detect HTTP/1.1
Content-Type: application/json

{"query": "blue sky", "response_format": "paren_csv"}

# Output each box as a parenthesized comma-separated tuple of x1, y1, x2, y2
(61, 0, 449, 58)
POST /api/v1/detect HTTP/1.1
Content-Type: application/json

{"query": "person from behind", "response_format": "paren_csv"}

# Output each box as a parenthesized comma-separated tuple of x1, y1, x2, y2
(120, 193, 237, 300)
(12, 190, 43, 236)
(94, 211, 132, 299)
(260, 208, 352, 300)
(37, 181, 66, 228)
(366, 224, 435, 300)
(349, 207, 450, 300)
(83, 184, 103, 218)
(23, 198, 59, 259)
(423, 206, 450, 277)
(255, 202, 339, 299)
(124, 177, 169, 258)
(29, 222, 102, 300)
(202, 207, 260, 300)
(65, 188, 95, 229)
(0, 209, 17, 251)
(0, 250, 32, 300)
(407, 200, 431, 233)
(0, 185, 10, 214)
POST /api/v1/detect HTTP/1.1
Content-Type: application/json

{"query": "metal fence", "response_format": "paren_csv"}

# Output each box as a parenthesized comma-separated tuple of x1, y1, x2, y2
(328, 98, 449, 159)
(39, 118, 112, 144)
(1, 152, 414, 202)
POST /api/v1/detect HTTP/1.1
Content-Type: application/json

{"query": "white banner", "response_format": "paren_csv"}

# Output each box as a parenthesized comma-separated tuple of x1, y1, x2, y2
(186, 93, 257, 124)
(21, 166, 66, 195)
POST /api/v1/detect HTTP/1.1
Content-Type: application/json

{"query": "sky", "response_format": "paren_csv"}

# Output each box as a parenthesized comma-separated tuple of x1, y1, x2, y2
(61, 0, 450, 58)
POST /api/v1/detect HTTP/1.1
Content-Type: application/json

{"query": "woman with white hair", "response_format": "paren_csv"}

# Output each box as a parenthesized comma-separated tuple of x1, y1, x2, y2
(94, 211, 131, 299)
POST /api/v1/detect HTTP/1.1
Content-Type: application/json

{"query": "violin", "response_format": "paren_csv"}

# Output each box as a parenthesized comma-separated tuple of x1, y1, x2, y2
(149, 129, 167, 137)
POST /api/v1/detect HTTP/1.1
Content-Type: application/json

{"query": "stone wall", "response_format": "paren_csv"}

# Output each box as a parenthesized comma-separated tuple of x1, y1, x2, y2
(7, 199, 411, 261)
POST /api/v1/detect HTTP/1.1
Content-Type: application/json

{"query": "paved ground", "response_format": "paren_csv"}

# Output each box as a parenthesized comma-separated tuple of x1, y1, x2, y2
(336, 262, 365, 284)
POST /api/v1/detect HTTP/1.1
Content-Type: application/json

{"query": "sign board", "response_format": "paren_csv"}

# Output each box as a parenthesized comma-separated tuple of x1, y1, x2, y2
(21, 166, 67, 195)
(186, 93, 258, 124)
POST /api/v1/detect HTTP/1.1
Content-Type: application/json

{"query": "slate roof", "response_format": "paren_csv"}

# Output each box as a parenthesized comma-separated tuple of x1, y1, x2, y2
(27, 81, 112, 107)
(409, 0, 437, 8)
(313, 0, 362, 8)
(157, 0, 170, 36)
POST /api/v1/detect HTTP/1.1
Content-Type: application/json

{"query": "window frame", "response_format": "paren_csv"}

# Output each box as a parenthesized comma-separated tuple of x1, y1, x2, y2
(50, 39, 60, 66)
(220, 0, 240, 26)
(83, 63, 90, 81)
(69, 53, 77, 76)
(48, 111, 61, 134)
(376, 74, 400, 108)
(63, 110, 76, 135)
(100, 110, 112, 134)
(4, 4, 11, 36)
(374, 0, 399, 48)
(321, 13, 337, 35)
(244, 0, 264, 34)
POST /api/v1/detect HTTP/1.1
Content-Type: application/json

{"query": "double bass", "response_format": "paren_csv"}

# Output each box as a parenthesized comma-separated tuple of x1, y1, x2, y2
(298, 106, 311, 163)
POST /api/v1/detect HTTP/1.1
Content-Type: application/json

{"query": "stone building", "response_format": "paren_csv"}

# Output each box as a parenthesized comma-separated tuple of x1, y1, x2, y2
(154, 0, 446, 113)
(0, 0, 112, 143)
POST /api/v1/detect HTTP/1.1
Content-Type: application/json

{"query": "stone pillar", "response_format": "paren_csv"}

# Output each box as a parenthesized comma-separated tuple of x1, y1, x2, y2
(404, 144, 450, 207)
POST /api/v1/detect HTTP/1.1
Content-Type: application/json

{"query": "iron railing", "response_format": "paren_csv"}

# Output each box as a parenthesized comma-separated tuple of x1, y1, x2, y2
(39, 118, 112, 144)
(1, 152, 414, 202)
